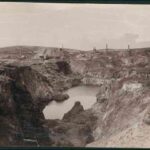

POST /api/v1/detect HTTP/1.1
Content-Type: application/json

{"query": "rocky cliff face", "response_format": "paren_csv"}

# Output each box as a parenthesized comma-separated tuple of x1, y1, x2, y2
(68, 48, 150, 147)
(3, 65, 53, 105)
(0, 58, 82, 146)
(87, 78, 150, 147)
(83, 49, 150, 147)
(31, 61, 81, 92)
(0, 65, 55, 146)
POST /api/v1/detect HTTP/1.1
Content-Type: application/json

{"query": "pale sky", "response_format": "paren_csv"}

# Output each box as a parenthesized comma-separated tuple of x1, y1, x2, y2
(0, 3, 150, 50)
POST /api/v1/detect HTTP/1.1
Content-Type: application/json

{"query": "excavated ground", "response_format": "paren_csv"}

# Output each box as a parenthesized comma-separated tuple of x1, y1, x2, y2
(0, 46, 150, 147)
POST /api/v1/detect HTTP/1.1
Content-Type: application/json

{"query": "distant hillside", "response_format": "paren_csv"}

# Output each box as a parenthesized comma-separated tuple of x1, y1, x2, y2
(0, 45, 81, 60)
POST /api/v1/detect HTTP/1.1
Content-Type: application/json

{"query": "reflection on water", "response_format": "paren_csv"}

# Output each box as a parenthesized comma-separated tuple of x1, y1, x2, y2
(43, 85, 99, 119)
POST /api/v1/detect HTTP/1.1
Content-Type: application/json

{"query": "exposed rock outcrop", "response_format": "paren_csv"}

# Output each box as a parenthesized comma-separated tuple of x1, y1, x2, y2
(47, 102, 97, 147)
(52, 93, 69, 102)
(0, 59, 82, 146)
(143, 108, 150, 125)
(87, 78, 150, 147)
(0, 76, 50, 146)
(31, 61, 82, 92)
(1, 65, 53, 105)
(63, 101, 84, 121)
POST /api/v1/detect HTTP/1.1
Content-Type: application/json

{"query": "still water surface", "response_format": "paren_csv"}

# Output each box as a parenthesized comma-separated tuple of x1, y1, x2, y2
(43, 85, 99, 119)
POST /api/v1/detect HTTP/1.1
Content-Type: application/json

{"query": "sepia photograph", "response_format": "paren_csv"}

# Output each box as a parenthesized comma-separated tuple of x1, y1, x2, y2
(0, 2, 150, 148)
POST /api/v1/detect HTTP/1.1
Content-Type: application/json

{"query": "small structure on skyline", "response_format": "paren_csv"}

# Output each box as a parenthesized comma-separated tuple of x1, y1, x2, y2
(128, 44, 130, 50)
(19, 49, 26, 60)
(106, 43, 108, 50)
(93, 47, 97, 52)
(60, 44, 64, 51)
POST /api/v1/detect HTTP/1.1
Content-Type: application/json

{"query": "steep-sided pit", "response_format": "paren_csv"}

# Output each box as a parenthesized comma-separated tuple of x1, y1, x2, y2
(42, 60, 100, 120)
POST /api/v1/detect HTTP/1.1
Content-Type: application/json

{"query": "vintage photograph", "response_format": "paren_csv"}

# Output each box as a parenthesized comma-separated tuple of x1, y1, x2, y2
(0, 2, 150, 147)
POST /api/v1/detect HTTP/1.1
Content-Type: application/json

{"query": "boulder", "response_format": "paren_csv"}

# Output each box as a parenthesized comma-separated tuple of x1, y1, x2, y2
(97, 97, 107, 103)
(63, 101, 84, 121)
(52, 93, 69, 102)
